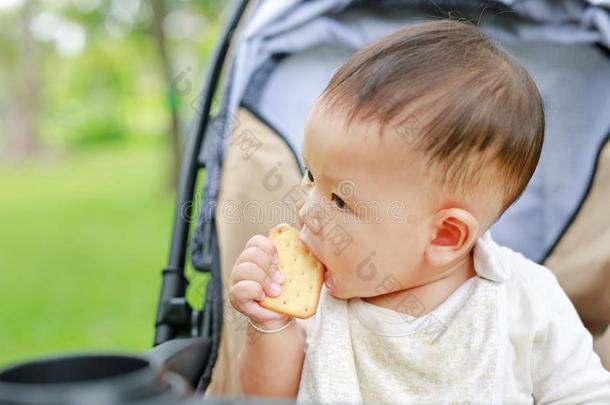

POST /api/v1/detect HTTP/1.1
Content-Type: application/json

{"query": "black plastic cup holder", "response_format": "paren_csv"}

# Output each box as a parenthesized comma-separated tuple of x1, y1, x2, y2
(0, 352, 189, 405)
(0, 354, 149, 384)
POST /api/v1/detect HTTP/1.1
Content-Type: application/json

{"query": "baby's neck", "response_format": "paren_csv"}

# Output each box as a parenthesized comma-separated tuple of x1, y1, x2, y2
(363, 252, 476, 317)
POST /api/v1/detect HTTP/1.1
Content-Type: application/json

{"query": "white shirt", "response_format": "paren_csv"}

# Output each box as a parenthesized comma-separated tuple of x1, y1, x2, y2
(296, 232, 610, 404)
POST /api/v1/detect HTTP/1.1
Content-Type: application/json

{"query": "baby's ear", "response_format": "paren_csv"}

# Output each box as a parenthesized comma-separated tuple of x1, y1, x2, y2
(425, 208, 478, 268)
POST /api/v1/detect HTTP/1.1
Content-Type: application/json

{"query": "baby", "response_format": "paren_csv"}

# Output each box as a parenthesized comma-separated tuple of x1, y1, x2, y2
(228, 19, 610, 404)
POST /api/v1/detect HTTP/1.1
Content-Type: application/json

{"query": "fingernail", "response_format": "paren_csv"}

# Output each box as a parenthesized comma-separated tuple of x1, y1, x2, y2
(270, 283, 281, 295)
(274, 271, 285, 283)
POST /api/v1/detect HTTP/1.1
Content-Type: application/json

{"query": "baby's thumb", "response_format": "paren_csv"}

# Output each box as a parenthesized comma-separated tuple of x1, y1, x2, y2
(244, 300, 287, 324)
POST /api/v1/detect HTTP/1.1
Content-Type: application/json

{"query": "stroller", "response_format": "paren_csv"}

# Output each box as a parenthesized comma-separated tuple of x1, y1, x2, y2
(152, 0, 610, 399)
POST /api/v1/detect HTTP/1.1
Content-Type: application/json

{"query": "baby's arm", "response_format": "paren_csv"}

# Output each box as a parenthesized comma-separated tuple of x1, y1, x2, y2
(531, 270, 610, 403)
(238, 319, 305, 397)
(229, 234, 306, 398)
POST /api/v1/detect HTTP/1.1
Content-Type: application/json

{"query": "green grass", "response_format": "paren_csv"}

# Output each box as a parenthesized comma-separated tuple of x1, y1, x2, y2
(0, 142, 186, 366)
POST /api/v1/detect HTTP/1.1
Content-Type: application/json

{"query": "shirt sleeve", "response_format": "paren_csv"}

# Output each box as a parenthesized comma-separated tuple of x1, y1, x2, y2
(531, 269, 610, 404)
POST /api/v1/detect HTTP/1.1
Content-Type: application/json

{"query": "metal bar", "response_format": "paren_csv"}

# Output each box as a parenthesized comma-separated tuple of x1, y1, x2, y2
(154, 0, 251, 346)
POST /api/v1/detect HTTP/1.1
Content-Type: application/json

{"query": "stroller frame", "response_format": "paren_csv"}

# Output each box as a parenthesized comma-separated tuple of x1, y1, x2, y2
(153, 0, 250, 391)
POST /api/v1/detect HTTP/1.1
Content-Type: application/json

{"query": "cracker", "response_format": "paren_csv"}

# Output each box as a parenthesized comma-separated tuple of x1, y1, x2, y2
(260, 223, 325, 319)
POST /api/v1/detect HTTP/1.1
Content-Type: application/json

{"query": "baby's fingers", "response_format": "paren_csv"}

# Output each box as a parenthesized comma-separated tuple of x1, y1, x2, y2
(230, 279, 265, 309)
(230, 262, 282, 297)
(243, 235, 278, 263)
(229, 280, 284, 322)
(235, 244, 284, 285)
(235, 246, 278, 278)
(243, 300, 289, 324)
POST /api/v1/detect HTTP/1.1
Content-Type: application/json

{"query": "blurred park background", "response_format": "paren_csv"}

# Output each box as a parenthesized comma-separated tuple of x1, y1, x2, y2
(0, 0, 221, 366)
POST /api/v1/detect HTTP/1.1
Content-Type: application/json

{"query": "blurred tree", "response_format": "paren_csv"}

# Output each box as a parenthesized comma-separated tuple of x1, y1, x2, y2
(150, 0, 224, 188)
(1, 0, 42, 160)
(151, 0, 181, 188)
(0, 0, 223, 171)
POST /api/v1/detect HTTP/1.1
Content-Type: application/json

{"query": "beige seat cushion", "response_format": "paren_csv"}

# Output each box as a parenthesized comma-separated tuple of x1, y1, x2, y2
(544, 139, 610, 366)
(205, 107, 303, 398)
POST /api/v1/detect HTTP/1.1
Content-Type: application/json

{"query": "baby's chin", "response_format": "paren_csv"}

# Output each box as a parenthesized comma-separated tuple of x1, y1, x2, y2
(324, 277, 339, 296)
(324, 282, 352, 300)
(323, 271, 358, 300)
(326, 288, 345, 299)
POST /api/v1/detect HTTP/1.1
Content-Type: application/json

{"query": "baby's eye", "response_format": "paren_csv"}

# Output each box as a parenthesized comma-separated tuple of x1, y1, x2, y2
(304, 167, 314, 183)
(331, 193, 348, 210)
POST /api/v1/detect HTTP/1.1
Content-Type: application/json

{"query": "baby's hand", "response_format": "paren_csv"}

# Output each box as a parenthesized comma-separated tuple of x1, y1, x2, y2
(228, 235, 292, 328)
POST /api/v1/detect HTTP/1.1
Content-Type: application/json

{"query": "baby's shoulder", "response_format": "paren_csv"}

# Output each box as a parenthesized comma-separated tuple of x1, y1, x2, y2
(494, 244, 576, 326)
(500, 245, 558, 288)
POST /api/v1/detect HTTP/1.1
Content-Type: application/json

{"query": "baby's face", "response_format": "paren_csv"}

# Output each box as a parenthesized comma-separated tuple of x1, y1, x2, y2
(297, 103, 436, 300)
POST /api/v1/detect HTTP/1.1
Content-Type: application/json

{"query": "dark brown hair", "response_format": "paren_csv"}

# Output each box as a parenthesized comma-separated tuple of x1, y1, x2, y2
(319, 19, 545, 214)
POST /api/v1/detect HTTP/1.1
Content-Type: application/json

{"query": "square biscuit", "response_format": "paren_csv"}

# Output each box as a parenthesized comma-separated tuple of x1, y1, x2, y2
(260, 223, 325, 319)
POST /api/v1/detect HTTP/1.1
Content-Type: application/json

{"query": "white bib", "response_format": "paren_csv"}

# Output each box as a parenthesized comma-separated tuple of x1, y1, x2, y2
(297, 277, 505, 404)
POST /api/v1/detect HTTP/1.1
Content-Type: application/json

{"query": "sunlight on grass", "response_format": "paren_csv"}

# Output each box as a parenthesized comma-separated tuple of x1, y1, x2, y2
(0, 142, 180, 365)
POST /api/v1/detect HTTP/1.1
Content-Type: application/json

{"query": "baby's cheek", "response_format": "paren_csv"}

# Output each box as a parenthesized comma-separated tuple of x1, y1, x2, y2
(352, 251, 378, 287)
(329, 253, 370, 295)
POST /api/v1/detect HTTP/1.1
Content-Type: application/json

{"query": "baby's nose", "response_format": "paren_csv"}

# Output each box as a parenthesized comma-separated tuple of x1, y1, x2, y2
(298, 200, 324, 236)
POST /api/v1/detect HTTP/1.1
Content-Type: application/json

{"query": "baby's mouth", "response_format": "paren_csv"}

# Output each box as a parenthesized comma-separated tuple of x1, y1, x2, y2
(299, 234, 322, 261)
(299, 233, 329, 282)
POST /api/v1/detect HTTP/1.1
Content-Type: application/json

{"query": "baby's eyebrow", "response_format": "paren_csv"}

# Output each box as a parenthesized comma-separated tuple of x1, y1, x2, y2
(322, 172, 340, 184)
(319, 172, 345, 192)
